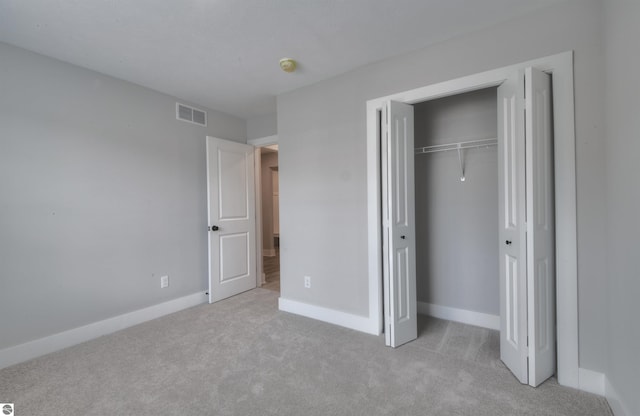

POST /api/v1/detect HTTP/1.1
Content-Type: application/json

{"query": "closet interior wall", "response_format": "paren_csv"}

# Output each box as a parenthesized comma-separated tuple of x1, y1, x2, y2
(414, 87, 500, 317)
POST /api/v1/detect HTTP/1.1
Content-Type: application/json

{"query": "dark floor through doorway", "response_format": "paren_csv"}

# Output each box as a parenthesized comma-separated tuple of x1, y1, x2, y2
(262, 249, 280, 292)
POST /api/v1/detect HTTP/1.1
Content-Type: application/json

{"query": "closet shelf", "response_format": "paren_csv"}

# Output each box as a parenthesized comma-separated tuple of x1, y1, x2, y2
(414, 138, 497, 155)
(415, 138, 497, 182)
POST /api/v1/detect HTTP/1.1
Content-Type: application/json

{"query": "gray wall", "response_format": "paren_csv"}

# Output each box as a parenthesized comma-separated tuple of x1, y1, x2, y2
(604, 1, 640, 414)
(260, 150, 279, 253)
(247, 113, 278, 140)
(414, 88, 499, 315)
(277, 0, 606, 372)
(0, 42, 246, 350)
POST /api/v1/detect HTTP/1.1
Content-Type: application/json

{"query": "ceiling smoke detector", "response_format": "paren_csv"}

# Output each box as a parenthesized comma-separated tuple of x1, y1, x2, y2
(279, 58, 297, 73)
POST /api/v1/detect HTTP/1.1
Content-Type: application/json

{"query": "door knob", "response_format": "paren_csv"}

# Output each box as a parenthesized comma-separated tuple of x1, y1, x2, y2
(209, 225, 219, 231)
(505, 240, 512, 245)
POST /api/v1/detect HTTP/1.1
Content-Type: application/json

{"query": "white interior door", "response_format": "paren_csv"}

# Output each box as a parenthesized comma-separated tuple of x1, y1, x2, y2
(498, 68, 556, 386)
(498, 70, 529, 384)
(525, 67, 555, 387)
(382, 100, 417, 348)
(206, 137, 257, 303)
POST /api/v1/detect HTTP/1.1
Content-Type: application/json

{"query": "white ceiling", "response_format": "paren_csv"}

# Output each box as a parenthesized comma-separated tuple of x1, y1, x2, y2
(0, 0, 565, 120)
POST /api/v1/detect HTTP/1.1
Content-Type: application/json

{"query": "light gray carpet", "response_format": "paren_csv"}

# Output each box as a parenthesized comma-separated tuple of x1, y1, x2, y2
(0, 289, 611, 416)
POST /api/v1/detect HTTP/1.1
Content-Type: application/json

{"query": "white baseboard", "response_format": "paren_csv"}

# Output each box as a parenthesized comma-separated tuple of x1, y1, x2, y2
(578, 367, 605, 396)
(417, 301, 500, 330)
(606, 376, 632, 416)
(263, 248, 276, 257)
(0, 292, 207, 370)
(278, 297, 378, 335)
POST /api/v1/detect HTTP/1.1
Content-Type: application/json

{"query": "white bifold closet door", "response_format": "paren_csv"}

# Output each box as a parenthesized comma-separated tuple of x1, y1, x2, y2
(498, 67, 556, 387)
(382, 100, 417, 348)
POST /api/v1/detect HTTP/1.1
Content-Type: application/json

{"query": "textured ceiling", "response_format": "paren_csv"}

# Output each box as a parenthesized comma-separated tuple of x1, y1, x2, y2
(0, 0, 565, 119)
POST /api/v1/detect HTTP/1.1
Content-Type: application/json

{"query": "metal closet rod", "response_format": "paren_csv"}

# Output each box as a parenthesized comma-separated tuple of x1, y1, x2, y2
(414, 138, 497, 154)
(415, 138, 497, 182)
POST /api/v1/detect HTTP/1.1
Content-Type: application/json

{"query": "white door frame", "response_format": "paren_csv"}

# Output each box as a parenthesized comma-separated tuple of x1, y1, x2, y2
(366, 51, 579, 388)
(248, 135, 279, 287)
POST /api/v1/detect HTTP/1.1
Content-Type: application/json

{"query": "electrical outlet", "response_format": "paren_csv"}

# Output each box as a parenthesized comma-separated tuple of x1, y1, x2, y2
(304, 275, 311, 289)
(160, 275, 169, 288)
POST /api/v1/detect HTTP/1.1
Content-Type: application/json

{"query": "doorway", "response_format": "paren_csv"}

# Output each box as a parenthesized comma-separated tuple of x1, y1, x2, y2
(413, 87, 500, 330)
(366, 51, 579, 388)
(259, 145, 280, 292)
(381, 68, 555, 386)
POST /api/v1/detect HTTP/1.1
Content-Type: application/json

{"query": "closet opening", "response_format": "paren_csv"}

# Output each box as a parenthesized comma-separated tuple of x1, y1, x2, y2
(413, 87, 501, 332)
(379, 67, 558, 387)
(367, 52, 577, 388)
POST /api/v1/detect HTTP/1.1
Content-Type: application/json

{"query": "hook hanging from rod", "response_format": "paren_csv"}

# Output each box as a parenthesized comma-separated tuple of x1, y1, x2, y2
(457, 144, 465, 182)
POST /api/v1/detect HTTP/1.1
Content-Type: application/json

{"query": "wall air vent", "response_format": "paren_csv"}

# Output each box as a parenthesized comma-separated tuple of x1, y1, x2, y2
(176, 103, 207, 127)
